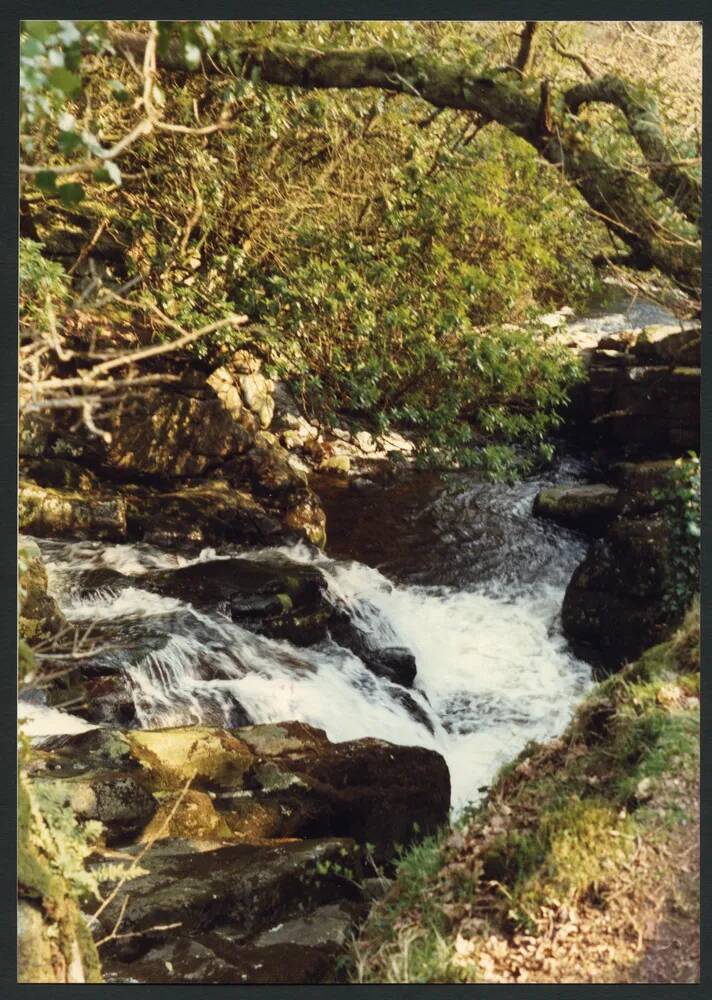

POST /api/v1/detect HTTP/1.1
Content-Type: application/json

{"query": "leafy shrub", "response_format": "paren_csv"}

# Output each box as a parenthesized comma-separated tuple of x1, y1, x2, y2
(19, 237, 70, 329)
(654, 453, 701, 617)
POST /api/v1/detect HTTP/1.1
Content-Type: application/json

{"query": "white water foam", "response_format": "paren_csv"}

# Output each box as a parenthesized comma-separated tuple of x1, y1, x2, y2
(40, 539, 592, 811)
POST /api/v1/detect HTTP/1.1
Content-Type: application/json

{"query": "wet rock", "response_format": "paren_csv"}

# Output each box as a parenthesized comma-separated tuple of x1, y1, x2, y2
(329, 607, 417, 687)
(20, 481, 128, 542)
(92, 837, 364, 965)
(80, 676, 138, 726)
(562, 516, 673, 671)
(533, 483, 620, 535)
(142, 556, 332, 645)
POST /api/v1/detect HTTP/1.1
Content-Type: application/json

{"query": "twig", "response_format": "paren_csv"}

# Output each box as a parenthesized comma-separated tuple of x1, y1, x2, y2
(87, 771, 196, 927)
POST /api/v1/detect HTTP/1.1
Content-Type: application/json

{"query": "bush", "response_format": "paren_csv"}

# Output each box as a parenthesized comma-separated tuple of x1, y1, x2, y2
(654, 453, 700, 618)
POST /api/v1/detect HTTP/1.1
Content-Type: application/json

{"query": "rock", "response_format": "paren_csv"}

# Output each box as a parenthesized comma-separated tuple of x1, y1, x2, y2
(354, 430, 377, 454)
(105, 388, 252, 478)
(19, 536, 66, 643)
(319, 455, 351, 474)
(281, 428, 307, 450)
(18, 900, 60, 983)
(610, 460, 677, 516)
(206, 365, 244, 419)
(632, 323, 700, 365)
(20, 481, 128, 541)
(329, 606, 417, 687)
(97, 841, 365, 983)
(19, 410, 52, 458)
(38, 722, 450, 864)
(562, 516, 674, 671)
(281, 494, 327, 548)
(142, 556, 333, 645)
(31, 770, 157, 845)
(583, 346, 700, 459)
(230, 349, 263, 374)
(124, 480, 283, 548)
(21, 458, 98, 492)
(236, 725, 450, 861)
(238, 372, 274, 429)
(139, 790, 233, 842)
(533, 484, 620, 535)
(79, 676, 138, 726)
(247, 434, 308, 493)
(126, 727, 255, 791)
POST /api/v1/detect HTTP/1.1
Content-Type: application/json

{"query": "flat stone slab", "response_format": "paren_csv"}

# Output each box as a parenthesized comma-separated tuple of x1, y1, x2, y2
(533, 484, 620, 534)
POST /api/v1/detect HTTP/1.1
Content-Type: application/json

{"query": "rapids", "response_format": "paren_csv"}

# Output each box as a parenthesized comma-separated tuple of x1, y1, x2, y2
(20, 289, 681, 812)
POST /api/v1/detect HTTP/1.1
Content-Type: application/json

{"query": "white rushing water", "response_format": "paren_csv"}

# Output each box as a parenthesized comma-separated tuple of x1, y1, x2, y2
(33, 534, 593, 812)
(21, 288, 685, 809)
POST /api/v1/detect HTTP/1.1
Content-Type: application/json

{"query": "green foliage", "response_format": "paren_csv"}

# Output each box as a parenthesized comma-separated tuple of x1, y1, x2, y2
(23, 776, 107, 904)
(653, 453, 700, 617)
(20, 20, 115, 204)
(20, 19, 603, 478)
(354, 607, 700, 981)
(19, 237, 70, 329)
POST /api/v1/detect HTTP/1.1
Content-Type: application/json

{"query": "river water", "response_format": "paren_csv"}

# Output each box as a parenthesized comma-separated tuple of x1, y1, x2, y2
(21, 290, 679, 812)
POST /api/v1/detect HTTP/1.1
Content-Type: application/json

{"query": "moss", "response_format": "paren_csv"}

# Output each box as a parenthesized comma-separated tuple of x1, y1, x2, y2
(18, 776, 102, 983)
(354, 604, 700, 982)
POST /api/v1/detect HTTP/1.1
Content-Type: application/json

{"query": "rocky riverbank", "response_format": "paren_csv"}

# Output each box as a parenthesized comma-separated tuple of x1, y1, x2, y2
(18, 308, 699, 985)
(534, 320, 700, 672)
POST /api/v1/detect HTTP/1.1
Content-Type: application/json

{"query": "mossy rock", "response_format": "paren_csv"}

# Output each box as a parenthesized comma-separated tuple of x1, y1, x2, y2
(126, 727, 255, 791)
(19, 480, 127, 541)
(139, 790, 232, 842)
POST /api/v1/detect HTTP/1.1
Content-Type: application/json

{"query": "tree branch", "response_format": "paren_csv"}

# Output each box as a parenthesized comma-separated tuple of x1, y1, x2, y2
(564, 74, 701, 228)
(101, 29, 701, 292)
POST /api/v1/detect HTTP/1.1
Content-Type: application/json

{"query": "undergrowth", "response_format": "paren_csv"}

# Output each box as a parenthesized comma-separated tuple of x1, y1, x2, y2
(352, 600, 700, 983)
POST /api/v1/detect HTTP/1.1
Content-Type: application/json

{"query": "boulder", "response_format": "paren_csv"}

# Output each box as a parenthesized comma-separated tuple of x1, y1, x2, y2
(632, 323, 701, 365)
(562, 516, 674, 671)
(124, 480, 283, 548)
(533, 483, 620, 535)
(105, 388, 252, 478)
(94, 837, 366, 979)
(142, 556, 333, 646)
(33, 722, 450, 862)
(20, 480, 128, 541)
(585, 351, 700, 459)
(609, 460, 677, 516)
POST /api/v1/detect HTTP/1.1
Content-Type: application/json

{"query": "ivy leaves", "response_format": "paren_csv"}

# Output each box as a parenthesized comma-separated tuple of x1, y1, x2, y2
(654, 454, 701, 618)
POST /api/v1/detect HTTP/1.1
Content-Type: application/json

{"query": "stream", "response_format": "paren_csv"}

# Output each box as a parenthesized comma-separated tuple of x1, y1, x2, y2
(21, 289, 680, 813)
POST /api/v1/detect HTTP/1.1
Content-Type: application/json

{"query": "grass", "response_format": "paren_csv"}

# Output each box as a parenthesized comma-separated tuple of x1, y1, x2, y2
(352, 600, 700, 983)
